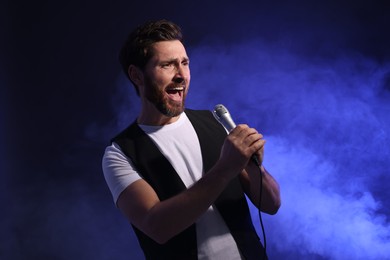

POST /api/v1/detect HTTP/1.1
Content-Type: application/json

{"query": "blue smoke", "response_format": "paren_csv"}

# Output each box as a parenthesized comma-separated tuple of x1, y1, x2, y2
(110, 39, 390, 259)
(187, 39, 390, 259)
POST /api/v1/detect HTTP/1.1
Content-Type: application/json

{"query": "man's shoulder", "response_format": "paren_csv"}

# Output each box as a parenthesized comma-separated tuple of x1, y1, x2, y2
(185, 108, 213, 118)
(185, 108, 225, 133)
(110, 119, 141, 145)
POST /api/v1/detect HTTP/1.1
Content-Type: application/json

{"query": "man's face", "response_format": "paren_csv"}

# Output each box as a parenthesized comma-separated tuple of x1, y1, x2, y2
(141, 40, 190, 117)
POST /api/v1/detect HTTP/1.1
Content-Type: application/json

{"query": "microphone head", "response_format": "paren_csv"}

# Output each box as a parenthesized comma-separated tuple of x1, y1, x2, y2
(213, 104, 236, 131)
(213, 104, 228, 118)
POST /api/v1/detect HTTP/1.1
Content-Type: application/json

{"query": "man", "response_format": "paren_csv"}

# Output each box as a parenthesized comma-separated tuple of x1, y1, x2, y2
(102, 19, 281, 260)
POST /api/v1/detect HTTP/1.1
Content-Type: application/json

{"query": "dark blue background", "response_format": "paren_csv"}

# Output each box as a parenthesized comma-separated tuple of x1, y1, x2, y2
(2, 1, 390, 259)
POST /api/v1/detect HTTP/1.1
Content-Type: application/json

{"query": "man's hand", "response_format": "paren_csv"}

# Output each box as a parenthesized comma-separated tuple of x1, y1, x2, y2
(219, 124, 265, 178)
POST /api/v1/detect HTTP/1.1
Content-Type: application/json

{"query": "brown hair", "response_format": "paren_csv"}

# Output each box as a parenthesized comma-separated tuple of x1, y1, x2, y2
(119, 20, 183, 95)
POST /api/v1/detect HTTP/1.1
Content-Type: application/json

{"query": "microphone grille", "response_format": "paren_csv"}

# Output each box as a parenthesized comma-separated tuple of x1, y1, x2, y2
(214, 104, 228, 118)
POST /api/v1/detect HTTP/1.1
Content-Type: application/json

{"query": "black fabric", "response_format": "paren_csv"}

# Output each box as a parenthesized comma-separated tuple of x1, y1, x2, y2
(185, 109, 266, 260)
(112, 115, 197, 259)
(112, 109, 266, 259)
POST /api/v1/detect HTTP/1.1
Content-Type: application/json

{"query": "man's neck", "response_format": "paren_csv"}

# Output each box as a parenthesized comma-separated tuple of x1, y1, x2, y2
(137, 109, 181, 126)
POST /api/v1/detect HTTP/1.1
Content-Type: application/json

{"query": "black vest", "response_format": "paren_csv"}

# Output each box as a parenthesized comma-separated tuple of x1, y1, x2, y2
(112, 109, 265, 260)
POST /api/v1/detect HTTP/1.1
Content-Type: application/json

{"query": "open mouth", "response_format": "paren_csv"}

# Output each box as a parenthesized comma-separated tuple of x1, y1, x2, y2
(166, 86, 185, 101)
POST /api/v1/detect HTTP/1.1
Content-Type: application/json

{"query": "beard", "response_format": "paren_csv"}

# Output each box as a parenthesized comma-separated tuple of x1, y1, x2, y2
(144, 79, 187, 117)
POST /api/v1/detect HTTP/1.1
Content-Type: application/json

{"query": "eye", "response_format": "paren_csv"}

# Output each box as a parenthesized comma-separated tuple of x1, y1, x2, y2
(182, 59, 190, 66)
(161, 63, 173, 69)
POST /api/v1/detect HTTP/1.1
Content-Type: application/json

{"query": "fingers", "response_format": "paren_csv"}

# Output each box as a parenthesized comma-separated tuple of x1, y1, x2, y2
(229, 124, 265, 158)
(219, 124, 266, 176)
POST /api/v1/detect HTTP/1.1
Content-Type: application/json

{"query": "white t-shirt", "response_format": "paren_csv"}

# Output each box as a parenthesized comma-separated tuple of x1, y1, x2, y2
(102, 112, 242, 260)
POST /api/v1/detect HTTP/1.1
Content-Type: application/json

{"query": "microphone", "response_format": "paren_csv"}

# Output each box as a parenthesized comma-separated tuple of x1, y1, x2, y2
(213, 104, 260, 167)
(213, 104, 237, 131)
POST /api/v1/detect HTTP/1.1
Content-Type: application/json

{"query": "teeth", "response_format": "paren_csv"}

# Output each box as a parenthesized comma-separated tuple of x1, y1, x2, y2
(169, 87, 184, 91)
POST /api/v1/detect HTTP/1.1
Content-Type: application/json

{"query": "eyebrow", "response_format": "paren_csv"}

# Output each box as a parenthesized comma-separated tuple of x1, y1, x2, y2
(162, 57, 190, 64)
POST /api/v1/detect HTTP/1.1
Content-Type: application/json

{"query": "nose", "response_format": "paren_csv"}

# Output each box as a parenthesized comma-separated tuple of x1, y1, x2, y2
(173, 77, 184, 84)
(173, 65, 186, 83)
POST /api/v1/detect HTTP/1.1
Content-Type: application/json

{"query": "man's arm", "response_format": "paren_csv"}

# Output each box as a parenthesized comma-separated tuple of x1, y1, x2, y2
(238, 131, 281, 214)
(118, 161, 231, 244)
(239, 165, 281, 214)
(117, 124, 261, 244)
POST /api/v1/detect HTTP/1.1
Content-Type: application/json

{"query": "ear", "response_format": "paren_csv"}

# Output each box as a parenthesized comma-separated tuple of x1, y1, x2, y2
(128, 65, 144, 86)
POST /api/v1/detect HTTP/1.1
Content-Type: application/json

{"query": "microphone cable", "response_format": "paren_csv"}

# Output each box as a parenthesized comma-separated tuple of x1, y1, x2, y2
(256, 164, 267, 259)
